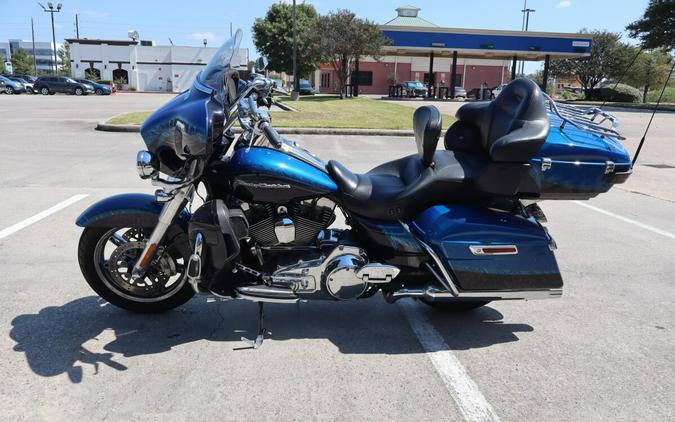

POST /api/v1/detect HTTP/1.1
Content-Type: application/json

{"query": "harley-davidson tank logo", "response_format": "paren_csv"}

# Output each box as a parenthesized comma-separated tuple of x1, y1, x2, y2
(237, 180, 292, 189)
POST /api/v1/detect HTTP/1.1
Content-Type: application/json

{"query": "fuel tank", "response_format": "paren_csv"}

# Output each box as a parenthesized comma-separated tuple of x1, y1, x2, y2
(227, 146, 337, 203)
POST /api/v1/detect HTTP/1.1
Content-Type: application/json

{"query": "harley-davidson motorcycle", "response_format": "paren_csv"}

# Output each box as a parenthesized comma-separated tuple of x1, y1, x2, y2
(76, 30, 632, 347)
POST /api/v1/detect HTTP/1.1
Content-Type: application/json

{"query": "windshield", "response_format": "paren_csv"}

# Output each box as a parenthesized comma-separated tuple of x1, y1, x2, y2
(198, 29, 242, 95)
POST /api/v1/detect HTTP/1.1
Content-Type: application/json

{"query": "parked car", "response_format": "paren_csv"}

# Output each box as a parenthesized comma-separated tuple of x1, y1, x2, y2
(33, 76, 94, 95)
(0, 75, 27, 94)
(12, 74, 38, 83)
(298, 79, 315, 95)
(7, 76, 34, 94)
(452, 86, 466, 100)
(74, 78, 113, 95)
(398, 81, 428, 98)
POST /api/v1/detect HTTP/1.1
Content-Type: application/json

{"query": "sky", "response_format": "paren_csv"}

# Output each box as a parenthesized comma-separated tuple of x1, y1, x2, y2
(0, 0, 650, 72)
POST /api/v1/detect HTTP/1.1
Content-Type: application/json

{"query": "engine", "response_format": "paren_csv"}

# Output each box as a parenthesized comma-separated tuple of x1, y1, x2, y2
(243, 198, 336, 246)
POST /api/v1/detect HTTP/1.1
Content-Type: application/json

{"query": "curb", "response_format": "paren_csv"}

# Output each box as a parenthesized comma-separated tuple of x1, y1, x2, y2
(96, 122, 414, 136)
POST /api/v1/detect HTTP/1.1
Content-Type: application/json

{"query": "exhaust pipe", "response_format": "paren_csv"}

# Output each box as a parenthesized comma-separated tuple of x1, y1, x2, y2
(383, 285, 562, 303)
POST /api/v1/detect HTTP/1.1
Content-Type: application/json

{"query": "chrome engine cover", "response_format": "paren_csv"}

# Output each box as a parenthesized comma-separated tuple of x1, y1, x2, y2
(270, 244, 400, 300)
(324, 253, 367, 300)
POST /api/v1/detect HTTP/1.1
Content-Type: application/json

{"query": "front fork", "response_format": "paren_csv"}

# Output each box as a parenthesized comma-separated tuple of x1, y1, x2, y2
(131, 184, 195, 281)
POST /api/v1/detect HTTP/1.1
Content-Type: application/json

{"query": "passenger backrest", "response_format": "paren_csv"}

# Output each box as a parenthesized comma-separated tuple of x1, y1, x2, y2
(413, 105, 442, 167)
(454, 78, 550, 162)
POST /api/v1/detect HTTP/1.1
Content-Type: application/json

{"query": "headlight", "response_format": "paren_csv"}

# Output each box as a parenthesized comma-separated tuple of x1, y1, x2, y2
(136, 150, 158, 179)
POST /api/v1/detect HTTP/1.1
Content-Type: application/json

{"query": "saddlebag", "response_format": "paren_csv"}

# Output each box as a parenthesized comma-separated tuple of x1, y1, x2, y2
(411, 205, 562, 291)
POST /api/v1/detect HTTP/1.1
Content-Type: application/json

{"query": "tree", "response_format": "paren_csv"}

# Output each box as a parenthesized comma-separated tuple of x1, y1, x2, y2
(549, 30, 629, 97)
(0, 52, 5, 74)
(623, 48, 673, 102)
(10, 48, 35, 75)
(58, 41, 71, 76)
(309, 10, 389, 98)
(252, 2, 323, 78)
(627, 0, 675, 51)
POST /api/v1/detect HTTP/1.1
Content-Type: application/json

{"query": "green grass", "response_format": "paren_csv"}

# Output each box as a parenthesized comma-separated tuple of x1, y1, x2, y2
(105, 96, 456, 129)
(106, 111, 152, 125)
(272, 95, 454, 129)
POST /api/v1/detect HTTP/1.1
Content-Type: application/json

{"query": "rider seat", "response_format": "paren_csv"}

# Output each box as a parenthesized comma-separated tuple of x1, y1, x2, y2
(327, 78, 549, 221)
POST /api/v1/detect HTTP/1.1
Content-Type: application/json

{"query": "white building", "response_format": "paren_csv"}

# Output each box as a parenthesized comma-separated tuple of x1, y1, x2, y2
(67, 38, 248, 92)
(0, 39, 60, 73)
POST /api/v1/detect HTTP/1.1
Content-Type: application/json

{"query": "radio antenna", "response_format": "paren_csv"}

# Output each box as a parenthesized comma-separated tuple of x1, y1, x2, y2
(631, 59, 675, 165)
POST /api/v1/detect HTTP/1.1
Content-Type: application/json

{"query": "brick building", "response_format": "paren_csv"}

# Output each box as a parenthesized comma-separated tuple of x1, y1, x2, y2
(313, 5, 591, 96)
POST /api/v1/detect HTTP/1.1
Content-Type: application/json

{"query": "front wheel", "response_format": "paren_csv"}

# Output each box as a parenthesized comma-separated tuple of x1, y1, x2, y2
(419, 299, 490, 312)
(40, 87, 50, 95)
(95, 88, 103, 95)
(78, 226, 194, 313)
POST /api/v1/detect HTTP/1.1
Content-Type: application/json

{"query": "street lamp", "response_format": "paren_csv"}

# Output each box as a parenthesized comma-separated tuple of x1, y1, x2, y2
(203, 38, 207, 47)
(38, 2, 62, 75)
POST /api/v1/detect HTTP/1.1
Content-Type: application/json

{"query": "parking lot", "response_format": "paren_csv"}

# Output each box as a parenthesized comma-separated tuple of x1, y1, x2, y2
(0, 93, 674, 421)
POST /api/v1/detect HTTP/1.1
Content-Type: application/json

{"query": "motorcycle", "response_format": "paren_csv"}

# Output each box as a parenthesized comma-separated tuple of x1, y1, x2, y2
(76, 30, 632, 347)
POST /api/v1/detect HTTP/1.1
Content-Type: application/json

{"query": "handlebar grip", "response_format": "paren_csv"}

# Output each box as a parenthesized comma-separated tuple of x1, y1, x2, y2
(261, 122, 282, 148)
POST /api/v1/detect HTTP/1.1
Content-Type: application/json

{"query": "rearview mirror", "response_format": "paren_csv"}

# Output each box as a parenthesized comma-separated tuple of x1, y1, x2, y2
(254, 56, 269, 72)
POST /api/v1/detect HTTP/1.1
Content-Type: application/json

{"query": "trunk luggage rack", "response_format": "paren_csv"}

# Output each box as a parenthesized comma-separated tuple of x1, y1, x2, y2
(544, 94, 626, 141)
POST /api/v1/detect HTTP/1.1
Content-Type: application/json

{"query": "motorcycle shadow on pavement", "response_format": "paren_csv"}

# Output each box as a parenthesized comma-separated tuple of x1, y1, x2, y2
(9, 295, 533, 383)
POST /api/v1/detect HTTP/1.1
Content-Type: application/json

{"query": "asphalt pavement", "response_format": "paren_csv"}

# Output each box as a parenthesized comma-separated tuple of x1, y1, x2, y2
(0, 93, 673, 421)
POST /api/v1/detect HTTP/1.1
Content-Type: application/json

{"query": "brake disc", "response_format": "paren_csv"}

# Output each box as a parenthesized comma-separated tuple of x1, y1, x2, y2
(107, 241, 172, 293)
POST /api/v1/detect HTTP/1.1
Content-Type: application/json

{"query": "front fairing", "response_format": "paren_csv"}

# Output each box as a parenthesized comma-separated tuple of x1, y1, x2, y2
(139, 30, 242, 176)
(140, 83, 224, 176)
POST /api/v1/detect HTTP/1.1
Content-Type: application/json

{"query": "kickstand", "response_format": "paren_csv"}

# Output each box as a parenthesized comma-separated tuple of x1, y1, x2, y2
(241, 302, 271, 349)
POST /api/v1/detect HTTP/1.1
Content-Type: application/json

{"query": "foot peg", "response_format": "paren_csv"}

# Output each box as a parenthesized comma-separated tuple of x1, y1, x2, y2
(241, 302, 271, 349)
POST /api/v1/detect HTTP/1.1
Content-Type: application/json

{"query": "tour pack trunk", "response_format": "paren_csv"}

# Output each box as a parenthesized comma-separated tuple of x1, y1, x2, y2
(411, 205, 562, 292)
(519, 112, 633, 200)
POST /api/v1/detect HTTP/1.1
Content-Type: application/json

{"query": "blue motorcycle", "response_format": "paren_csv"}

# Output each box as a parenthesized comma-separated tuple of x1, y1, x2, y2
(76, 31, 632, 347)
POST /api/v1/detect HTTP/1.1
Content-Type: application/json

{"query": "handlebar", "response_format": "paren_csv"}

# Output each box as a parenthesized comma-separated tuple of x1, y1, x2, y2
(260, 122, 282, 148)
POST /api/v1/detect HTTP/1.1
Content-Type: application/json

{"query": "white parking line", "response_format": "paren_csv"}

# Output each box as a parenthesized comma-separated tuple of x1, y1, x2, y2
(0, 194, 88, 240)
(573, 201, 675, 240)
(399, 300, 501, 422)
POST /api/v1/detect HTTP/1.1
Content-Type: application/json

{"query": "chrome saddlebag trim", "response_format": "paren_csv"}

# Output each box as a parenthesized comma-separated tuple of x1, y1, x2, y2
(384, 285, 562, 303)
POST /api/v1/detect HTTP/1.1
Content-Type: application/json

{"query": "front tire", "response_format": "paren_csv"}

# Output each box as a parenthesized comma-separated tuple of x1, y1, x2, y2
(95, 88, 103, 95)
(420, 299, 490, 312)
(40, 87, 50, 95)
(78, 226, 194, 313)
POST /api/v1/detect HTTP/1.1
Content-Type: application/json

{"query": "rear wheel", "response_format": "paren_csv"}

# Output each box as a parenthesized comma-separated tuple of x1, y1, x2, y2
(5, 86, 14, 95)
(74, 87, 84, 95)
(78, 226, 194, 313)
(420, 299, 490, 312)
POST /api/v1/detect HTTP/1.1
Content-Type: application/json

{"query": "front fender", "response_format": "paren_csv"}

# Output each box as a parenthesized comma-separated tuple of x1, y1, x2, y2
(75, 193, 191, 229)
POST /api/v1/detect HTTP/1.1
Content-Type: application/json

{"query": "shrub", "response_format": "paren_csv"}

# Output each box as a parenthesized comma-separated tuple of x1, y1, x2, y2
(96, 79, 112, 85)
(646, 86, 675, 103)
(587, 83, 641, 102)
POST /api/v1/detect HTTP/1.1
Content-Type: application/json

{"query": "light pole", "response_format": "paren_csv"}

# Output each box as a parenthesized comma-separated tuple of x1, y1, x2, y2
(203, 38, 207, 47)
(38, 2, 62, 75)
(291, 0, 299, 100)
(519, 4, 535, 76)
